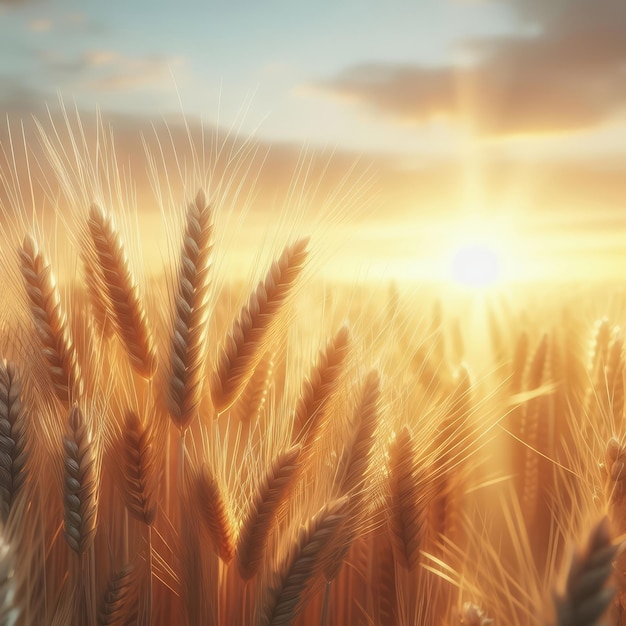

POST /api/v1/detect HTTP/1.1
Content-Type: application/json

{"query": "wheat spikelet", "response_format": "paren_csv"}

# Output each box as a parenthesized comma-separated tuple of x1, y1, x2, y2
(120, 410, 157, 525)
(589, 317, 611, 379)
(337, 369, 380, 496)
(167, 189, 214, 431)
(291, 323, 350, 448)
(210, 237, 309, 414)
(603, 437, 626, 610)
(606, 329, 624, 429)
(193, 462, 235, 563)
(261, 497, 349, 626)
(80, 237, 114, 341)
(98, 565, 137, 626)
(19, 234, 83, 406)
(0, 360, 27, 525)
(554, 516, 619, 626)
(236, 444, 302, 580)
(234, 351, 274, 423)
(63, 404, 98, 554)
(87, 204, 157, 379)
(387, 427, 426, 570)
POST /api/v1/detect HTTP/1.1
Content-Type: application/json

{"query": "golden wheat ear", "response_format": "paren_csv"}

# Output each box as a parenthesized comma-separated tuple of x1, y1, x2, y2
(386, 426, 427, 571)
(210, 237, 310, 414)
(167, 189, 214, 431)
(19, 233, 83, 406)
(87, 204, 158, 379)
(236, 444, 302, 580)
(98, 564, 138, 626)
(260, 496, 349, 626)
(0, 360, 28, 525)
(554, 516, 620, 626)
(63, 404, 98, 554)
(120, 410, 157, 525)
(191, 462, 235, 563)
(290, 323, 351, 450)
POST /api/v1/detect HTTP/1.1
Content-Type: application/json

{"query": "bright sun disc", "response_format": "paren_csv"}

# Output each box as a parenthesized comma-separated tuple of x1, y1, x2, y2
(438, 215, 517, 288)
(451, 243, 500, 287)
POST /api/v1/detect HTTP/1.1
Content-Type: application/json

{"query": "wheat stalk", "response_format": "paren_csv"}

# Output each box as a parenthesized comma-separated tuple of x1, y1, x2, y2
(87, 204, 157, 379)
(63, 404, 98, 554)
(167, 189, 214, 431)
(120, 410, 157, 525)
(210, 237, 309, 414)
(19, 234, 83, 406)
(0, 360, 27, 525)
(260, 496, 349, 626)
(236, 444, 302, 580)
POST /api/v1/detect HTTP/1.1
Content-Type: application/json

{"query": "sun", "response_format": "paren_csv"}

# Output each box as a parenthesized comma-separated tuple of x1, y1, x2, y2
(450, 242, 500, 287)
(442, 217, 516, 288)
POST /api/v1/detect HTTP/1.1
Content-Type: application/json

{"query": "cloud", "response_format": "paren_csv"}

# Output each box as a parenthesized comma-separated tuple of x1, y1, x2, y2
(36, 49, 185, 92)
(312, 0, 626, 135)
(85, 52, 185, 92)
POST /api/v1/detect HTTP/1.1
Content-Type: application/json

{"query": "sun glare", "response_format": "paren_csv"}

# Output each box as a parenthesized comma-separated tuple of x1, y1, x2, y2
(451, 242, 500, 287)
(441, 216, 516, 289)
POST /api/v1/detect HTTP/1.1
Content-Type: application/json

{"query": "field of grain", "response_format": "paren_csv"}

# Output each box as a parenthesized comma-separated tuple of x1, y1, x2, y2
(0, 115, 623, 626)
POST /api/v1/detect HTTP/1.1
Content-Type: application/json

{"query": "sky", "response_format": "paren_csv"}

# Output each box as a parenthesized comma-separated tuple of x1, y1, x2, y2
(1, 0, 626, 283)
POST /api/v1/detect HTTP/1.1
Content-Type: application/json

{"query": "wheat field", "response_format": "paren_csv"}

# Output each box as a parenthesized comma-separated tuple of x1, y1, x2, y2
(0, 113, 623, 626)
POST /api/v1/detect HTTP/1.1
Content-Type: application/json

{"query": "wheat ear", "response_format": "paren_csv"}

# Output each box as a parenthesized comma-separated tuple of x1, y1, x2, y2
(87, 204, 157, 379)
(168, 189, 214, 431)
(210, 237, 309, 414)
(193, 462, 235, 563)
(554, 516, 620, 626)
(98, 565, 137, 626)
(63, 404, 98, 554)
(291, 323, 351, 448)
(80, 236, 114, 341)
(121, 410, 157, 525)
(324, 369, 380, 580)
(19, 234, 83, 406)
(337, 368, 381, 496)
(261, 496, 349, 626)
(234, 351, 274, 423)
(387, 426, 426, 570)
(236, 444, 302, 580)
(0, 360, 27, 525)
